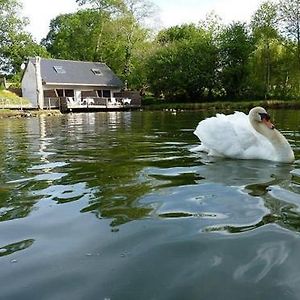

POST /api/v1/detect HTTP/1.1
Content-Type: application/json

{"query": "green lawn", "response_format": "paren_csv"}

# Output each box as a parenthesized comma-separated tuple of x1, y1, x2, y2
(0, 90, 63, 117)
(0, 90, 30, 106)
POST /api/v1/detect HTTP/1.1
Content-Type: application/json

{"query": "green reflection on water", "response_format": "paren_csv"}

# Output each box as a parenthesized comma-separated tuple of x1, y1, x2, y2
(0, 109, 299, 234)
(0, 239, 34, 257)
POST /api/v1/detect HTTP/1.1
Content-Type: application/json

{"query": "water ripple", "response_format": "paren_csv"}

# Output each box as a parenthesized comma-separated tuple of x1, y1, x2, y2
(31, 182, 94, 204)
(234, 241, 289, 282)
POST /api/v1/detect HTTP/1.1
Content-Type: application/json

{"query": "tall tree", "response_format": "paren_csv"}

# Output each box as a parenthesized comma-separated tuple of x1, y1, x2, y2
(219, 22, 254, 99)
(147, 24, 218, 100)
(119, 0, 156, 89)
(76, 0, 156, 88)
(0, 0, 48, 75)
(279, 0, 300, 64)
(42, 10, 127, 75)
(250, 1, 279, 98)
(76, 0, 125, 60)
(279, 0, 300, 96)
(42, 10, 101, 61)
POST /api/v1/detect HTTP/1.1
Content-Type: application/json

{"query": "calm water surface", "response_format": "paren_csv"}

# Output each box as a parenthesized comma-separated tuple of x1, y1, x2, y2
(0, 109, 300, 300)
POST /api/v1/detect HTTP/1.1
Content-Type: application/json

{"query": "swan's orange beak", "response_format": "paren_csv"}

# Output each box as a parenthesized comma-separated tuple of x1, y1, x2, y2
(259, 112, 275, 129)
(262, 117, 275, 129)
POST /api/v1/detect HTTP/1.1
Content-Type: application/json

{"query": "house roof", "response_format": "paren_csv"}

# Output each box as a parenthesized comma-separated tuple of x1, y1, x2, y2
(28, 57, 123, 88)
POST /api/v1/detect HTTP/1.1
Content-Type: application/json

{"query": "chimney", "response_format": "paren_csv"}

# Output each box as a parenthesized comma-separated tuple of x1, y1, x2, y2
(35, 56, 44, 109)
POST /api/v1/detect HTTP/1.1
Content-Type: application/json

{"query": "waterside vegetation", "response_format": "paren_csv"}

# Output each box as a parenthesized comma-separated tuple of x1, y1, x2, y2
(1, 0, 300, 103)
(142, 99, 300, 111)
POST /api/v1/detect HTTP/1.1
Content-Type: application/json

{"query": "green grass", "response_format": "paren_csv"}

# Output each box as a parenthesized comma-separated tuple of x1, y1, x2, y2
(0, 90, 62, 117)
(0, 90, 30, 106)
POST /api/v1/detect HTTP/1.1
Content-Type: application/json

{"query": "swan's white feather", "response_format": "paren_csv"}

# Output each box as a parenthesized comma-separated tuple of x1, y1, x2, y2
(194, 111, 276, 160)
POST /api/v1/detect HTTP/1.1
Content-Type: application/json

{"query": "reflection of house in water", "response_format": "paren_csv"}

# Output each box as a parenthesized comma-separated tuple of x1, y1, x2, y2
(21, 57, 141, 112)
(0, 112, 152, 229)
(38, 115, 51, 163)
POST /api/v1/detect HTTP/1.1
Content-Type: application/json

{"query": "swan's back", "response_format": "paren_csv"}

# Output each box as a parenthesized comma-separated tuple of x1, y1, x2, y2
(193, 111, 274, 160)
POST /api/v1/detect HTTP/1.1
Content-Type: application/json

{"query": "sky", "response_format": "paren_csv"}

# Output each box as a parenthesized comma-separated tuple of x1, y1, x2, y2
(21, 0, 266, 42)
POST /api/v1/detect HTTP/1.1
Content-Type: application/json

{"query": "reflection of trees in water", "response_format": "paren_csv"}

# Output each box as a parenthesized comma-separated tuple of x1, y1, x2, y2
(65, 112, 200, 229)
(81, 184, 152, 228)
(243, 168, 300, 233)
(0, 112, 192, 228)
(70, 113, 157, 227)
(0, 115, 66, 222)
(76, 112, 217, 228)
(0, 239, 34, 257)
(0, 117, 40, 222)
(204, 161, 300, 233)
(1, 110, 299, 232)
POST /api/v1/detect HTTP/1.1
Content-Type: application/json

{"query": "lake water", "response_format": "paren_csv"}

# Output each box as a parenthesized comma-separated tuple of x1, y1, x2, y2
(0, 109, 300, 300)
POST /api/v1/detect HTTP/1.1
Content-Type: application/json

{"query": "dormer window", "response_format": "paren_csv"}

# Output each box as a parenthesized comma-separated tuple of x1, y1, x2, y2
(53, 66, 66, 74)
(91, 68, 102, 76)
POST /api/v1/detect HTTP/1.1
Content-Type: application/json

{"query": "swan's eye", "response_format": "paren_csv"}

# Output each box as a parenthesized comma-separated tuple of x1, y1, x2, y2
(259, 113, 270, 121)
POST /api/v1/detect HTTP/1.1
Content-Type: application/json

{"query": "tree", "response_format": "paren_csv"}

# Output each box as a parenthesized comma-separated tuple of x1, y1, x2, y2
(278, 0, 300, 96)
(199, 11, 224, 40)
(279, 0, 300, 64)
(0, 0, 48, 75)
(118, 0, 157, 89)
(147, 24, 219, 100)
(42, 10, 128, 75)
(76, 0, 125, 61)
(250, 1, 280, 98)
(42, 10, 102, 61)
(75, 0, 156, 89)
(42, 7, 151, 89)
(219, 22, 254, 99)
(75, 0, 124, 12)
(157, 24, 203, 45)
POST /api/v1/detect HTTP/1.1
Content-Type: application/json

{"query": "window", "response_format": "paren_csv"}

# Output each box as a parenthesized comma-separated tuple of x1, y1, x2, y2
(91, 68, 102, 76)
(97, 90, 103, 97)
(56, 89, 64, 97)
(55, 89, 74, 97)
(103, 90, 110, 98)
(53, 66, 66, 74)
(65, 89, 74, 97)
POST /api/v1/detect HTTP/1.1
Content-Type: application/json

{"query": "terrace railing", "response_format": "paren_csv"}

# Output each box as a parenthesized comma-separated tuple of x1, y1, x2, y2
(44, 96, 141, 112)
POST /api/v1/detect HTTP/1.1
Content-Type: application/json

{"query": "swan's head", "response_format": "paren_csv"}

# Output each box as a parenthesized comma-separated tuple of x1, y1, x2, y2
(249, 107, 275, 130)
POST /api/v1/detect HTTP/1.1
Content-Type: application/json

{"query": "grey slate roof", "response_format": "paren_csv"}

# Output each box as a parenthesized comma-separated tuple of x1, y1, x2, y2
(29, 58, 123, 87)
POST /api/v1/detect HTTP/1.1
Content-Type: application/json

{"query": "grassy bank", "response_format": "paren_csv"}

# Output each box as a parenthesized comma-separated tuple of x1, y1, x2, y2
(0, 109, 62, 118)
(142, 99, 300, 111)
(0, 90, 61, 118)
(0, 90, 30, 106)
(1, 90, 300, 118)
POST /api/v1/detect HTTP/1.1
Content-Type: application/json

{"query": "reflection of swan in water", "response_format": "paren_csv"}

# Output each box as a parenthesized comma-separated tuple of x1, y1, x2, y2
(189, 157, 294, 187)
(193, 107, 295, 163)
(184, 156, 298, 233)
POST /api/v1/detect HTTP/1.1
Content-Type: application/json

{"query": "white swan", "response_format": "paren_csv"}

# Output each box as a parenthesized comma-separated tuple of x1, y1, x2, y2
(193, 107, 295, 163)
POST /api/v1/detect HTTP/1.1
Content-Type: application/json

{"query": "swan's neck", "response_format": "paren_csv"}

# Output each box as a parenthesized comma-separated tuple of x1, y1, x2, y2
(251, 121, 295, 163)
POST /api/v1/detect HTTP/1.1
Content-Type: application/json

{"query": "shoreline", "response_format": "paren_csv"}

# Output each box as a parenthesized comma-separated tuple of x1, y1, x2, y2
(0, 109, 62, 118)
(142, 100, 300, 111)
(1, 100, 300, 118)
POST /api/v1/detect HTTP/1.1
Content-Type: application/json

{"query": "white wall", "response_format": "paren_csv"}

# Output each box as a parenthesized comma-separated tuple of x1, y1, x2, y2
(21, 61, 38, 107)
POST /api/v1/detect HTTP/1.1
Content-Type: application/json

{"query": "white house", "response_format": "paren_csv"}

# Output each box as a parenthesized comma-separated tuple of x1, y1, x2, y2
(21, 57, 124, 109)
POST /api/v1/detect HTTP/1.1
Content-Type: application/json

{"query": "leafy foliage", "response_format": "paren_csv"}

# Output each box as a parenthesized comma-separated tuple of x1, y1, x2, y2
(147, 25, 219, 100)
(218, 22, 254, 99)
(146, 0, 300, 101)
(2, 0, 300, 100)
(0, 0, 48, 75)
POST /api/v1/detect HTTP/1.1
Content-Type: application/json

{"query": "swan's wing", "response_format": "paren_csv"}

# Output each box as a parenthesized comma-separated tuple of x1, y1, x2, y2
(194, 111, 273, 159)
